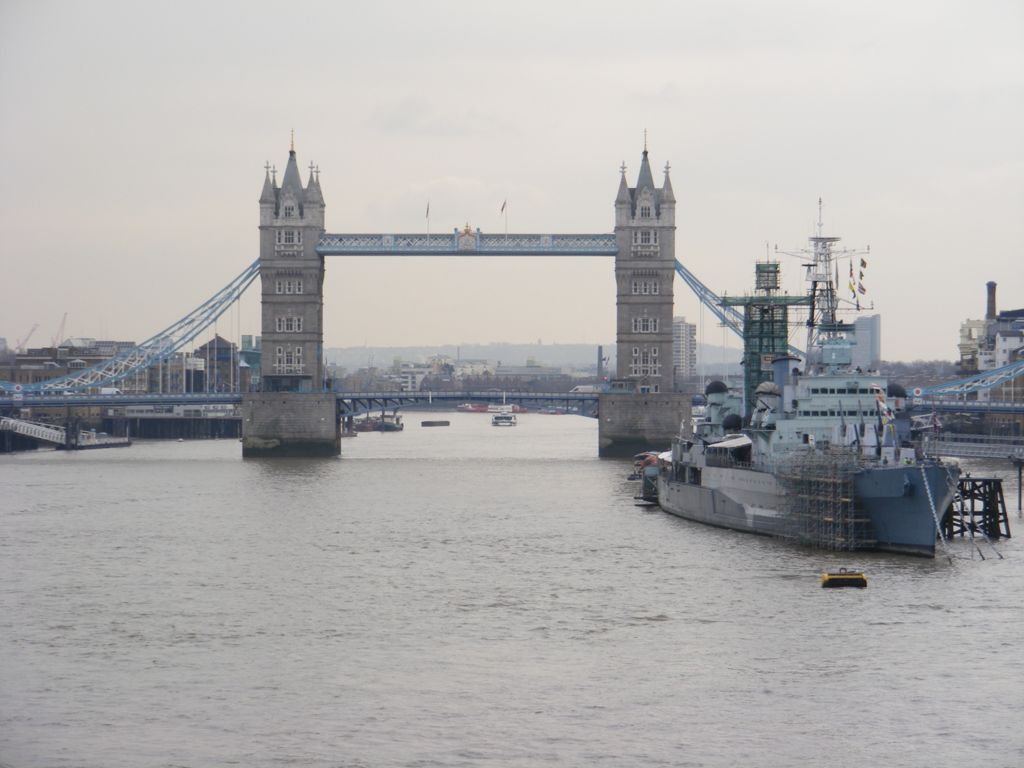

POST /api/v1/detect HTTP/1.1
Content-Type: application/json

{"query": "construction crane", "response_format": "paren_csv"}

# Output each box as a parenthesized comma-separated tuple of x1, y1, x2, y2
(14, 323, 39, 353)
(51, 312, 68, 347)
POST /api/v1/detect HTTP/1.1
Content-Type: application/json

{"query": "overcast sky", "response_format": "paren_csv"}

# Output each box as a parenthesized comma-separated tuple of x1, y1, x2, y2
(1, 0, 1020, 361)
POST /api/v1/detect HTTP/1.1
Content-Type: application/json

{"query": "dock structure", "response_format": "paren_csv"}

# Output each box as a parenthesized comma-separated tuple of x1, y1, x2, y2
(942, 477, 1012, 541)
(0, 416, 131, 450)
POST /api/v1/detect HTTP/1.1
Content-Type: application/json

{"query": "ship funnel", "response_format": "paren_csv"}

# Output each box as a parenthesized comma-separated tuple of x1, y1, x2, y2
(772, 355, 802, 388)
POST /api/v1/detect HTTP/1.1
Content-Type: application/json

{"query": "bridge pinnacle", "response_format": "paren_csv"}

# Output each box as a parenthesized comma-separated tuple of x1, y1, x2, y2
(259, 163, 276, 204)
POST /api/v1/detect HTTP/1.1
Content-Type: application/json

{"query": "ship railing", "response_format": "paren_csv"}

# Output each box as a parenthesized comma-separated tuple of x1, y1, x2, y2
(704, 454, 754, 470)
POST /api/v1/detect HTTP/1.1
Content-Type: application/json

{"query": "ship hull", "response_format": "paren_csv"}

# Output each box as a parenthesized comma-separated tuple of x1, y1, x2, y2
(657, 462, 954, 557)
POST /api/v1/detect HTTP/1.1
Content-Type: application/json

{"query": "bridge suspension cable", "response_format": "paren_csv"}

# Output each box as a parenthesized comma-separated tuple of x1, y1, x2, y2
(0, 260, 261, 394)
(919, 358, 1024, 398)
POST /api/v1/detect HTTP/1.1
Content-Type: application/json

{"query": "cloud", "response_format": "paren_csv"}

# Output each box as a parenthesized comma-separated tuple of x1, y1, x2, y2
(368, 98, 509, 138)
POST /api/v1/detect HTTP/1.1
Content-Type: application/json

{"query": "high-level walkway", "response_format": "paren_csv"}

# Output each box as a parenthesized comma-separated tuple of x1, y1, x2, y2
(317, 231, 618, 256)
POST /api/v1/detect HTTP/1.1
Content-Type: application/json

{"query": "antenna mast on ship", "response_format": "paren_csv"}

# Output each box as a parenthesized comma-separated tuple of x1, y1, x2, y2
(776, 199, 869, 366)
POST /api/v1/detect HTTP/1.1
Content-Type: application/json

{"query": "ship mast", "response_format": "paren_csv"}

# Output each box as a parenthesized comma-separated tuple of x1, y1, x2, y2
(776, 199, 869, 367)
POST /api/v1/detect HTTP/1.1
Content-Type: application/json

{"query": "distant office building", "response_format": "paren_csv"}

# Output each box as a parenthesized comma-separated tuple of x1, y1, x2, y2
(851, 314, 881, 370)
(672, 316, 697, 381)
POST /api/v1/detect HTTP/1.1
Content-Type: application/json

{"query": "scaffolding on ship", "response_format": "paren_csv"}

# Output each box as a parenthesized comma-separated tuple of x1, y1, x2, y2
(775, 448, 876, 551)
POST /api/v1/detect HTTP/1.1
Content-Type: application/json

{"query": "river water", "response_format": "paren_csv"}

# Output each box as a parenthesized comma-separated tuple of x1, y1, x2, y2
(2, 412, 1022, 767)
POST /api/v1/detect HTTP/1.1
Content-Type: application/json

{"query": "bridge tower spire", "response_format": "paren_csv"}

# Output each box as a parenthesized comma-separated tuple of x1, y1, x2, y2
(613, 144, 677, 393)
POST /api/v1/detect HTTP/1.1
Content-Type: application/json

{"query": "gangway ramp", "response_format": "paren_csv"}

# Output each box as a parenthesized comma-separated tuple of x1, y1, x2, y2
(0, 417, 131, 450)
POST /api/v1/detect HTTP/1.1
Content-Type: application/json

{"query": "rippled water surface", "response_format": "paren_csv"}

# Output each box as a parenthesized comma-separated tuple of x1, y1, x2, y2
(2, 413, 1023, 767)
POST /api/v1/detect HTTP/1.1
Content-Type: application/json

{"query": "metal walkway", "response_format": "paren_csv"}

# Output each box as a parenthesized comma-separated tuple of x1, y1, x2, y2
(0, 416, 131, 449)
(317, 231, 618, 257)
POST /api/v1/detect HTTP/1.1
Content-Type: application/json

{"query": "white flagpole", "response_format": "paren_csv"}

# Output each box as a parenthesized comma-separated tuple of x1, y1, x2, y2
(426, 201, 430, 242)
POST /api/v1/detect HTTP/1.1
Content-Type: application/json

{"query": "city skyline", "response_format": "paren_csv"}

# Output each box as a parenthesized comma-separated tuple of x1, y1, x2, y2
(1, 0, 1021, 362)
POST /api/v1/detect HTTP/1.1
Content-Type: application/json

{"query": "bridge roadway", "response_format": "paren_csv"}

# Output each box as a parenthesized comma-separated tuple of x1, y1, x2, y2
(0, 391, 600, 417)
(913, 397, 1024, 416)
(2, 392, 1020, 418)
(921, 433, 1024, 461)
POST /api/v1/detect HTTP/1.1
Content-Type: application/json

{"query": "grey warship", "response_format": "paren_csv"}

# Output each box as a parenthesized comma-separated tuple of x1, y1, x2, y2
(657, 210, 958, 556)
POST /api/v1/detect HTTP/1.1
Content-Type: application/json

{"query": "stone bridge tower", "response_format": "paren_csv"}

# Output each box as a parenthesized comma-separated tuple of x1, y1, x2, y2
(242, 140, 339, 457)
(613, 147, 676, 393)
(257, 140, 326, 391)
(598, 146, 689, 456)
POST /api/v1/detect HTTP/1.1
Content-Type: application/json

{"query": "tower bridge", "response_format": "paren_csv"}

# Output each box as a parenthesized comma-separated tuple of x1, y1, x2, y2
(3, 141, 1022, 456)
(245, 141, 688, 456)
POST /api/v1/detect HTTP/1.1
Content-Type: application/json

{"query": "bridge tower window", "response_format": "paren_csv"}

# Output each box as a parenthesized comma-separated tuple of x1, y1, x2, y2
(284, 205, 295, 218)
(632, 317, 659, 333)
(640, 205, 651, 218)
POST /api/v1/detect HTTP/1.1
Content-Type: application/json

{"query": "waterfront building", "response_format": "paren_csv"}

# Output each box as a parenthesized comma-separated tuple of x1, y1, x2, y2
(2, 340, 136, 389)
(959, 281, 1024, 374)
(451, 359, 495, 379)
(191, 335, 240, 393)
(494, 362, 567, 385)
(386, 361, 433, 392)
(955, 282, 1024, 428)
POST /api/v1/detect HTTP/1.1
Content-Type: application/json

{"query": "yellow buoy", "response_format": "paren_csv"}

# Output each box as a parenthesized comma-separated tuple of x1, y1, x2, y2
(821, 568, 867, 588)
